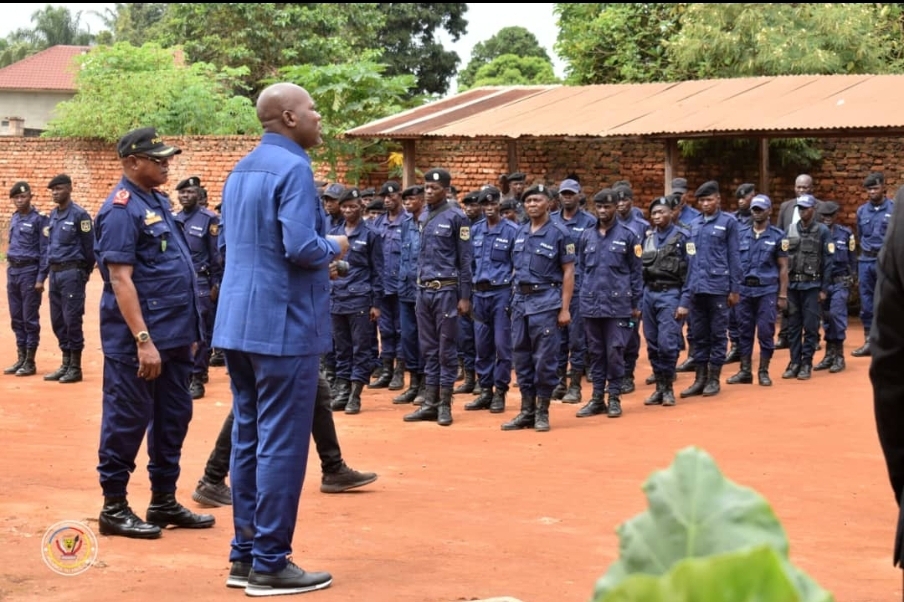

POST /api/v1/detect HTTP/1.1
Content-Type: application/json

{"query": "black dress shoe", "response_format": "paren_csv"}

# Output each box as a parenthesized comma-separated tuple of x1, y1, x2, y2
(146, 494, 215, 529)
(245, 560, 332, 597)
(99, 498, 162, 539)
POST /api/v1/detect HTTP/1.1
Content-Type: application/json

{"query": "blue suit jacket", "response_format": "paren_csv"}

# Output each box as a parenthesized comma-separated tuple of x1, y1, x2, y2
(212, 133, 340, 356)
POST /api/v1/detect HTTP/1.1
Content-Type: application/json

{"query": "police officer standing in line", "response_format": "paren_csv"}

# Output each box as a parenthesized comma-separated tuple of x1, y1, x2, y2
(370, 181, 405, 390)
(174, 176, 222, 399)
(500, 198, 520, 224)
(640, 196, 691, 407)
(725, 183, 757, 364)
(404, 168, 472, 427)
(328, 187, 383, 415)
(669, 177, 702, 373)
(574, 188, 643, 419)
(393, 184, 427, 405)
(40, 174, 95, 383)
(453, 191, 484, 395)
(853, 172, 895, 357)
(502, 171, 528, 222)
(781, 194, 834, 380)
(678, 181, 741, 399)
(321, 183, 345, 229)
(613, 184, 650, 394)
(4, 181, 46, 376)
(725, 194, 788, 387)
(776, 174, 818, 349)
(464, 185, 517, 413)
(549, 178, 596, 404)
(502, 184, 575, 432)
(94, 126, 213, 539)
(814, 201, 856, 373)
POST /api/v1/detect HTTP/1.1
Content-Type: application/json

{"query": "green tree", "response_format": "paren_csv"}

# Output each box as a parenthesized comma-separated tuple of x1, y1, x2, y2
(376, 3, 468, 98)
(458, 26, 551, 89)
(277, 58, 418, 182)
(44, 42, 259, 141)
(9, 5, 96, 47)
(90, 3, 169, 46)
(465, 54, 559, 89)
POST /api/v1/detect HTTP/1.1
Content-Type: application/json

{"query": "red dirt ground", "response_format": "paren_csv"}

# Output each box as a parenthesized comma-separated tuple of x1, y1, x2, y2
(0, 276, 900, 602)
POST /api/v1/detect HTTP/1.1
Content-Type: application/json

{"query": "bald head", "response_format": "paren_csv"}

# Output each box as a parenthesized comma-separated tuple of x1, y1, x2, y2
(794, 174, 813, 197)
(255, 82, 323, 150)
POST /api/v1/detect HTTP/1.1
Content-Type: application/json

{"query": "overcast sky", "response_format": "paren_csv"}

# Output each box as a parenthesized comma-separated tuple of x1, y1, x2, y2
(2, 3, 566, 92)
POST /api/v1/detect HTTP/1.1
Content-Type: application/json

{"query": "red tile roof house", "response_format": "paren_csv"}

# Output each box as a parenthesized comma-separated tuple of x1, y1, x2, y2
(0, 45, 89, 135)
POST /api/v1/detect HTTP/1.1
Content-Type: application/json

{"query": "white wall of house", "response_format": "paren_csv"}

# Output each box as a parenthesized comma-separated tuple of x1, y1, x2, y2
(0, 90, 74, 131)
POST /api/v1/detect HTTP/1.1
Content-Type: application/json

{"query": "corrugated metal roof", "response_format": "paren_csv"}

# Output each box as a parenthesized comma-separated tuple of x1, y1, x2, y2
(345, 74, 904, 139)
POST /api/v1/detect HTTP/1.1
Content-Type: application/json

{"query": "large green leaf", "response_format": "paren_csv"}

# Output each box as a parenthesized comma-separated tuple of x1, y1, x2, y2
(596, 545, 826, 602)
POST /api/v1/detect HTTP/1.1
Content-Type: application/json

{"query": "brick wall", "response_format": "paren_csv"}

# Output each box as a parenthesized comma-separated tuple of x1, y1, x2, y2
(2, 134, 901, 253)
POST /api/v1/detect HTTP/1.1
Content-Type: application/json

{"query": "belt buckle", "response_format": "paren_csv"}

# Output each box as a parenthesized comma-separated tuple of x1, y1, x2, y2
(427, 280, 441, 290)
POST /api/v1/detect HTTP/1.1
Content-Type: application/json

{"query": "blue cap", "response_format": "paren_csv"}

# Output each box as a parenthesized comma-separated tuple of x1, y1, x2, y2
(796, 194, 817, 209)
(322, 183, 344, 199)
(750, 194, 772, 211)
(559, 179, 581, 194)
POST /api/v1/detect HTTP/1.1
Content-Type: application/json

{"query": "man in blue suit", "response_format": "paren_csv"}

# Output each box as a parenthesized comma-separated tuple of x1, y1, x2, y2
(212, 82, 348, 597)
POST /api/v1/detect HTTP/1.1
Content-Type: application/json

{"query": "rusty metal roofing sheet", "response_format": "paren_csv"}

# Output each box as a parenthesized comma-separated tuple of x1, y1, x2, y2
(344, 74, 904, 139)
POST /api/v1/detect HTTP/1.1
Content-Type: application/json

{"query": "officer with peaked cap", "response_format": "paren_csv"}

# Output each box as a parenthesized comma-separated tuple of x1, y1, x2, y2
(813, 200, 856, 373)
(503, 172, 528, 222)
(669, 177, 701, 374)
(321, 183, 345, 229)
(452, 190, 484, 395)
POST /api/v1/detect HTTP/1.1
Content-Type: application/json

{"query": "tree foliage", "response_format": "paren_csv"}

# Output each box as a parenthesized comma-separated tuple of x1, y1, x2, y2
(90, 3, 169, 47)
(458, 26, 551, 89)
(0, 5, 96, 68)
(465, 54, 559, 89)
(43, 43, 259, 141)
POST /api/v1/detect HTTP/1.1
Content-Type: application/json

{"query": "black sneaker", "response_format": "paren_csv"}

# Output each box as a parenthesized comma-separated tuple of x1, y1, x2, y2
(192, 478, 232, 507)
(320, 463, 378, 493)
(226, 560, 252, 588)
(245, 560, 332, 597)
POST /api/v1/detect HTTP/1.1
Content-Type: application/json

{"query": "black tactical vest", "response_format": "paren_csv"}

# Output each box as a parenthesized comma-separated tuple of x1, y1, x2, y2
(641, 231, 687, 285)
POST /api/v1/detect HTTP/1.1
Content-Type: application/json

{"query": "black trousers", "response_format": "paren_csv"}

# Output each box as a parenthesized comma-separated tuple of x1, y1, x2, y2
(203, 374, 343, 482)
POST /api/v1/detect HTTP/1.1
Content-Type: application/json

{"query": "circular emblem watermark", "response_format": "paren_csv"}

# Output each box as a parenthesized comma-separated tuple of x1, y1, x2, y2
(41, 521, 98, 576)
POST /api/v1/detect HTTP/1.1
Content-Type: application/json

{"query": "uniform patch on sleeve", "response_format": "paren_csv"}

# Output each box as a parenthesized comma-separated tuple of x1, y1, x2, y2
(849, 237, 856, 252)
(686, 242, 696, 256)
(209, 223, 219, 236)
(566, 243, 575, 255)
(827, 242, 835, 254)
(634, 244, 642, 258)
(113, 189, 130, 205)
(459, 226, 470, 241)
(781, 239, 789, 252)
(80, 220, 92, 233)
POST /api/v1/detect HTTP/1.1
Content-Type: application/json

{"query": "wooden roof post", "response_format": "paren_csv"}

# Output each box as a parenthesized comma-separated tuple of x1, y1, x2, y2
(402, 139, 416, 188)
(664, 138, 678, 194)
(758, 137, 770, 198)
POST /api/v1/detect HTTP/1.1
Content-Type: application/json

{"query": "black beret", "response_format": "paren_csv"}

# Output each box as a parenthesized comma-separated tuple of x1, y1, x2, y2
(614, 184, 633, 200)
(593, 188, 618, 205)
(47, 174, 72, 189)
(366, 198, 385, 212)
(671, 178, 688, 194)
(117, 126, 181, 158)
(462, 191, 480, 205)
(649, 196, 672, 211)
(379, 181, 401, 196)
(401, 185, 424, 198)
(864, 172, 885, 188)
(360, 188, 376, 198)
(522, 183, 552, 199)
(499, 199, 518, 211)
(176, 176, 201, 190)
(506, 172, 527, 182)
(735, 183, 755, 199)
(817, 200, 840, 216)
(695, 180, 720, 198)
(478, 186, 501, 203)
(424, 168, 451, 187)
(9, 181, 30, 197)
(338, 187, 361, 203)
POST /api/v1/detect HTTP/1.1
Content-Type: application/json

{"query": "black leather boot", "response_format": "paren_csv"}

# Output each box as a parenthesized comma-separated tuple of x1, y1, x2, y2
(489, 386, 507, 413)
(643, 376, 664, 405)
(620, 373, 635, 394)
(393, 371, 420, 404)
(404, 386, 439, 421)
(4, 346, 25, 375)
(368, 358, 393, 389)
(501, 395, 535, 430)
(345, 381, 365, 414)
(437, 387, 454, 426)
(209, 348, 226, 366)
(44, 350, 71, 381)
(726, 356, 753, 384)
(58, 349, 82, 383)
(453, 369, 476, 394)
(661, 378, 676, 406)
(455, 358, 465, 381)
(330, 378, 351, 411)
(15, 347, 36, 377)
(680, 365, 707, 398)
(534, 397, 551, 432)
(796, 363, 812, 380)
(561, 369, 583, 403)
(644, 373, 657, 386)
(830, 343, 846, 373)
(758, 357, 773, 386)
(851, 330, 871, 357)
(676, 346, 696, 372)
(413, 375, 427, 405)
(607, 391, 622, 418)
(146, 492, 215, 529)
(551, 369, 567, 400)
(702, 364, 721, 396)
(813, 341, 836, 371)
(189, 375, 205, 399)
(781, 363, 800, 379)
(465, 385, 493, 410)
(724, 343, 740, 363)
(99, 496, 162, 539)
(577, 391, 608, 416)
(388, 359, 405, 390)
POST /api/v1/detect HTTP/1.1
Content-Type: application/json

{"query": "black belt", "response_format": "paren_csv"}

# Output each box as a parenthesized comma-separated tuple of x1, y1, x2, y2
(7, 258, 38, 268)
(474, 281, 510, 292)
(517, 282, 559, 295)
(646, 282, 680, 292)
(790, 274, 819, 283)
(744, 276, 765, 287)
(861, 249, 878, 258)
(832, 275, 853, 285)
(50, 261, 82, 272)
(418, 279, 458, 290)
